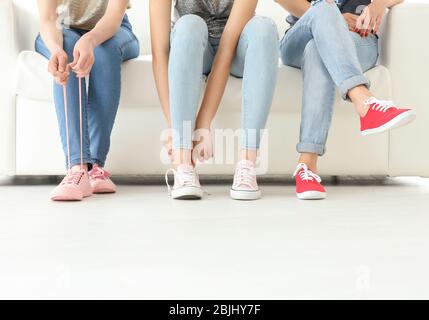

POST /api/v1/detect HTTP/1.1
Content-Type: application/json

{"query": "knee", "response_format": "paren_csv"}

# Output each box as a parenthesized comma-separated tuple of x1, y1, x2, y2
(172, 14, 208, 45)
(243, 16, 279, 45)
(311, 0, 342, 20)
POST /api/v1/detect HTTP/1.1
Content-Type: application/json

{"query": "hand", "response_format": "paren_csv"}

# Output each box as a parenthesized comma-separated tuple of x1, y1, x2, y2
(355, 2, 387, 37)
(69, 34, 96, 78)
(343, 13, 359, 33)
(192, 127, 213, 164)
(48, 49, 70, 86)
(161, 127, 174, 163)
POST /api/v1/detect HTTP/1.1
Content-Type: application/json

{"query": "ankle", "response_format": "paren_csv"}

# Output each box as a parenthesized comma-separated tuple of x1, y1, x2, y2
(70, 164, 88, 173)
(298, 154, 318, 173)
(240, 149, 257, 165)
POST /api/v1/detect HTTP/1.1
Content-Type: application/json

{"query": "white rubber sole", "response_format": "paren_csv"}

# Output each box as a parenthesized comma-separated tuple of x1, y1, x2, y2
(361, 110, 416, 136)
(171, 186, 203, 200)
(230, 189, 261, 201)
(297, 190, 327, 200)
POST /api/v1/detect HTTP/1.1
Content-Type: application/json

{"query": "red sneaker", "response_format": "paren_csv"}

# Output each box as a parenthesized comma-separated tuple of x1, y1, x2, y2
(360, 97, 416, 136)
(293, 163, 327, 200)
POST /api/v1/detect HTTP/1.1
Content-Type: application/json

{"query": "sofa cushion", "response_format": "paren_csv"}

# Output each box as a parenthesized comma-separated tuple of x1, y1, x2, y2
(15, 51, 391, 114)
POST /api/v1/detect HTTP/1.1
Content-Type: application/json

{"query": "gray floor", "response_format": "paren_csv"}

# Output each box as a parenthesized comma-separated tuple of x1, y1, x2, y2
(0, 176, 428, 299)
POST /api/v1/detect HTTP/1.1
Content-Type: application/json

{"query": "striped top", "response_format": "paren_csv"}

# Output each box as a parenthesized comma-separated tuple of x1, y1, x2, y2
(58, 0, 130, 30)
(173, 0, 234, 38)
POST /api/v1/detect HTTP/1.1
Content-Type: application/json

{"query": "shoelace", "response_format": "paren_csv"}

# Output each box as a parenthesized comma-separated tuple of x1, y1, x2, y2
(233, 164, 256, 189)
(293, 164, 322, 183)
(89, 167, 111, 180)
(165, 168, 209, 196)
(61, 170, 85, 186)
(364, 97, 397, 113)
(63, 76, 84, 170)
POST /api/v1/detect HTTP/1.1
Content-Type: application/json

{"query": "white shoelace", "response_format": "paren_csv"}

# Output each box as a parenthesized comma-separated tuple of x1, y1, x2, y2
(165, 167, 204, 195)
(233, 163, 257, 189)
(364, 97, 397, 113)
(293, 163, 322, 183)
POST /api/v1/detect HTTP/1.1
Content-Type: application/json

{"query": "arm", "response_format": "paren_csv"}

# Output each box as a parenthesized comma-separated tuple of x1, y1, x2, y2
(274, 0, 311, 18)
(149, 0, 172, 126)
(71, 0, 128, 77)
(195, 0, 258, 129)
(37, 0, 68, 85)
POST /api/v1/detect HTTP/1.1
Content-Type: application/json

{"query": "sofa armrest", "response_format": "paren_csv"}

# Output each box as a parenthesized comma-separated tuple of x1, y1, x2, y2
(379, 2, 429, 176)
(0, 0, 16, 175)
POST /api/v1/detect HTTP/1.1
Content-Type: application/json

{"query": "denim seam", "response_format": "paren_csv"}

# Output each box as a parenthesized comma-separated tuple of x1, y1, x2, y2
(239, 29, 251, 149)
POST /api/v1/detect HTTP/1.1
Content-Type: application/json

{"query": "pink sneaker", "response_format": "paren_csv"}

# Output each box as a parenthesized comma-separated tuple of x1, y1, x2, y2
(230, 160, 261, 200)
(360, 97, 416, 136)
(89, 165, 117, 194)
(50, 168, 93, 201)
(293, 163, 326, 200)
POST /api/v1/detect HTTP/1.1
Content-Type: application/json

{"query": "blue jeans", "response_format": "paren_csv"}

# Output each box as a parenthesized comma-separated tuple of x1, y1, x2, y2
(169, 15, 279, 150)
(35, 16, 139, 168)
(280, 0, 379, 156)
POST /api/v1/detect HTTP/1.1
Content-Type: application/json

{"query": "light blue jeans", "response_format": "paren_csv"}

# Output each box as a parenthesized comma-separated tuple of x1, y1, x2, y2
(169, 15, 279, 150)
(35, 16, 140, 168)
(280, 0, 379, 156)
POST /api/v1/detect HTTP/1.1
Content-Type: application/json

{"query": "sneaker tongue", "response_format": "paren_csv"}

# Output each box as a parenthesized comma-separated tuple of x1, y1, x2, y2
(238, 160, 255, 169)
(70, 166, 85, 174)
(177, 164, 194, 173)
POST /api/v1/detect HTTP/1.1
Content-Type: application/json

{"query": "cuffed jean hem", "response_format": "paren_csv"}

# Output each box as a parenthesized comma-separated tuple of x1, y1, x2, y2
(91, 159, 106, 168)
(339, 74, 370, 101)
(297, 142, 326, 156)
(67, 158, 94, 169)
(172, 144, 193, 150)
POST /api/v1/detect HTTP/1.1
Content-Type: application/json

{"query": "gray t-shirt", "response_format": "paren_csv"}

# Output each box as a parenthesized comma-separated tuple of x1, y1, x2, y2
(173, 0, 234, 38)
(287, 0, 370, 27)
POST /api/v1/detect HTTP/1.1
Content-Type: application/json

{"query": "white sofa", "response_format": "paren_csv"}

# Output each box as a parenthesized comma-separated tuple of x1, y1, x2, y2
(1, 0, 429, 177)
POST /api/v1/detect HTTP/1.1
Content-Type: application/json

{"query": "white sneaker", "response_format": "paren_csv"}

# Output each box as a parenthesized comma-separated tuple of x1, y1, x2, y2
(230, 160, 261, 201)
(165, 165, 203, 200)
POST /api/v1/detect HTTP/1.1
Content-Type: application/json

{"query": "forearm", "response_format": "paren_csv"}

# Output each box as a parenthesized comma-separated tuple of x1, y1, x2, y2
(40, 19, 64, 53)
(150, 0, 174, 126)
(275, 0, 311, 18)
(85, 3, 127, 47)
(153, 55, 172, 126)
(196, 0, 257, 127)
(196, 50, 234, 128)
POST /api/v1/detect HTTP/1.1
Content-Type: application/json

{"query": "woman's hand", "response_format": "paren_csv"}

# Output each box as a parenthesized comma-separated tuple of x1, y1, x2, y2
(161, 127, 174, 162)
(48, 48, 70, 85)
(343, 13, 359, 33)
(355, 1, 388, 36)
(192, 127, 214, 164)
(69, 34, 96, 78)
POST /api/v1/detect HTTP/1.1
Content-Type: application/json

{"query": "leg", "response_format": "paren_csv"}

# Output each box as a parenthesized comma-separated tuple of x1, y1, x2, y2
(298, 40, 336, 172)
(296, 33, 379, 172)
(231, 16, 279, 162)
(169, 14, 214, 166)
(280, 0, 370, 104)
(229, 16, 279, 201)
(88, 21, 139, 167)
(35, 30, 93, 201)
(35, 29, 91, 169)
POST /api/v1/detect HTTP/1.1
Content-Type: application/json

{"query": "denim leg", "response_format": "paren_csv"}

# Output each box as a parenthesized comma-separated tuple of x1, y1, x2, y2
(169, 14, 215, 150)
(35, 29, 92, 168)
(88, 23, 139, 167)
(297, 34, 379, 156)
(280, 0, 369, 100)
(230, 16, 279, 149)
